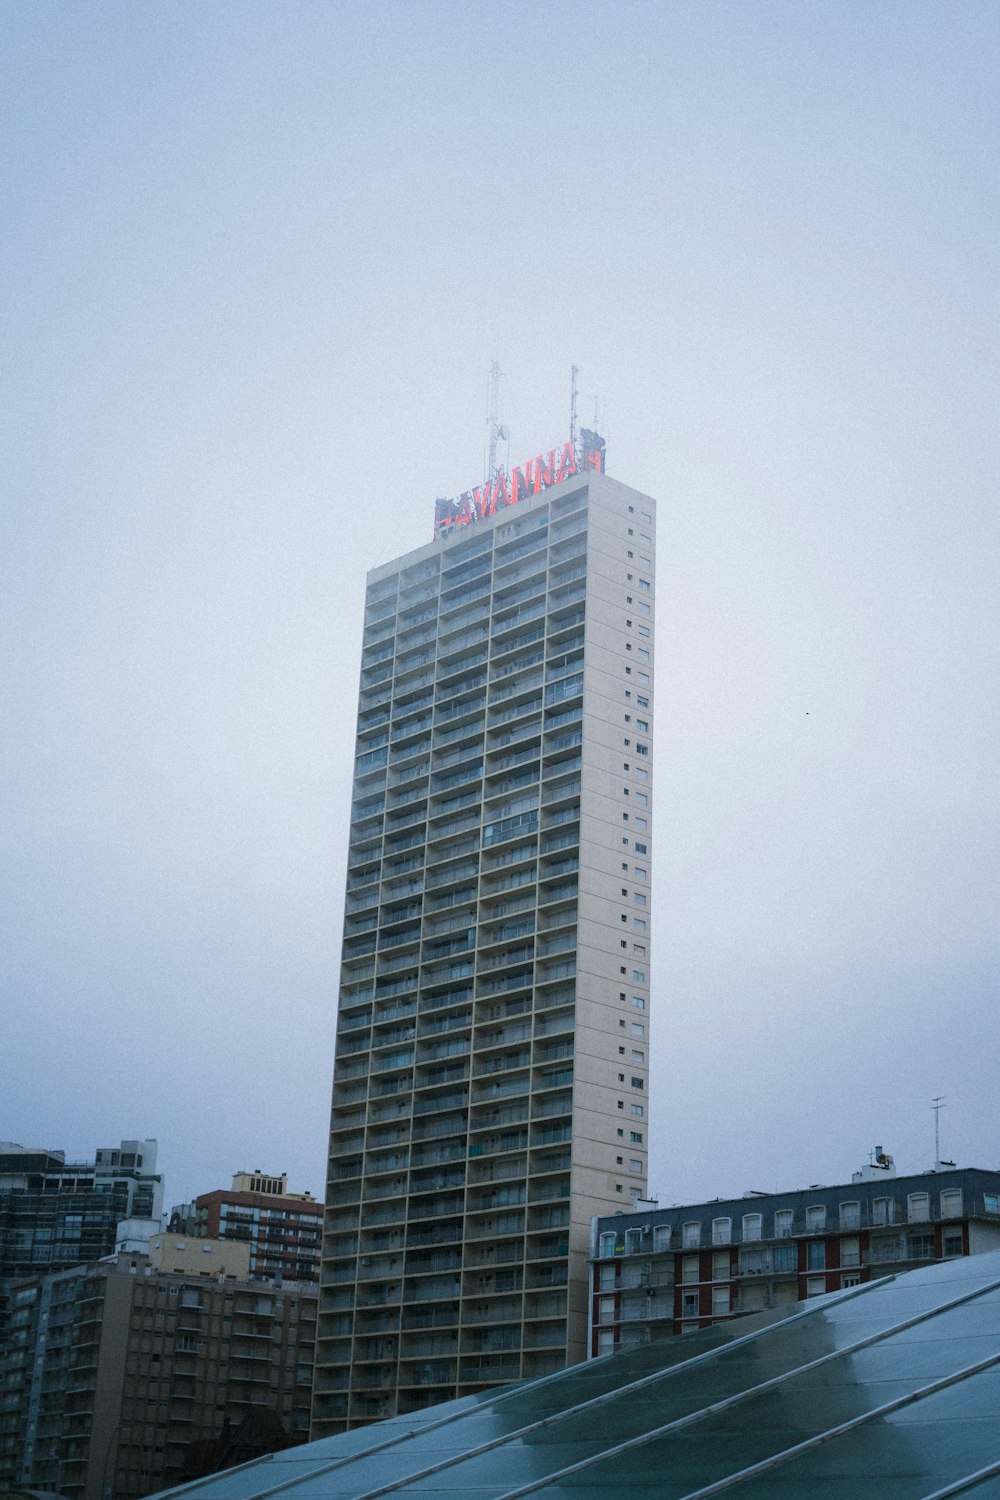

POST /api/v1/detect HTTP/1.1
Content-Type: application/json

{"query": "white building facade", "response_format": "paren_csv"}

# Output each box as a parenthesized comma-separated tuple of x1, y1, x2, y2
(314, 463, 657, 1432)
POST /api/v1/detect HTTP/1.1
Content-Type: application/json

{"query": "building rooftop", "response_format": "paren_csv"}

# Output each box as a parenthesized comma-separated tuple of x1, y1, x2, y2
(145, 1248, 1000, 1500)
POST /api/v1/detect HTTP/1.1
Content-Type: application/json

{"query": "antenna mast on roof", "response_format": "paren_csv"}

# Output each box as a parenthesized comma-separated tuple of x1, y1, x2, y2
(570, 364, 579, 447)
(932, 1096, 946, 1164)
(486, 358, 502, 487)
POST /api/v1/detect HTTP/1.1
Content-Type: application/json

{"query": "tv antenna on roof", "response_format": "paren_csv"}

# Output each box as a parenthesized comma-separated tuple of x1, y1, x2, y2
(485, 359, 506, 487)
(570, 364, 579, 446)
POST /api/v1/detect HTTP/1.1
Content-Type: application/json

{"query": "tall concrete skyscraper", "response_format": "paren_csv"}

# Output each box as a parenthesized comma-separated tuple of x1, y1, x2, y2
(314, 444, 656, 1433)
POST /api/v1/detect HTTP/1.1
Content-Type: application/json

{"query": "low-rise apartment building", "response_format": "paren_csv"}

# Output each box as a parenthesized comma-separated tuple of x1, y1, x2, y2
(590, 1160, 1000, 1354)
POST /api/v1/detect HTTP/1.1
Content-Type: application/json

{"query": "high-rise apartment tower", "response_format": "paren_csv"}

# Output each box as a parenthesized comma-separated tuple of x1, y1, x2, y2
(314, 454, 656, 1433)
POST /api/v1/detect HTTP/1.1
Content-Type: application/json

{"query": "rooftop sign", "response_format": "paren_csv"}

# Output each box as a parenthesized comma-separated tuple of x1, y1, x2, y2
(433, 430, 606, 539)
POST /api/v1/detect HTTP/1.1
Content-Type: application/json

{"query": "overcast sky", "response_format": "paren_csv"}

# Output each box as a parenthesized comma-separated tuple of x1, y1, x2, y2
(2, 1, 997, 1212)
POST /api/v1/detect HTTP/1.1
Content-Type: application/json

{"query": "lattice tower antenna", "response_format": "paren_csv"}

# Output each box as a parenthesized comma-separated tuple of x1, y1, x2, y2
(570, 364, 579, 446)
(932, 1096, 946, 1163)
(486, 359, 502, 486)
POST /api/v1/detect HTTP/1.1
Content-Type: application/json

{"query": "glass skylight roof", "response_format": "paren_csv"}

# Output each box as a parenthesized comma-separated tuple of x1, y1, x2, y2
(148, 1250, 1000, 1500)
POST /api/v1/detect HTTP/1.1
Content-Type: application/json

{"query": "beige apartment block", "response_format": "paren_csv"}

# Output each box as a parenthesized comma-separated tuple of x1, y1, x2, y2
(0, 1255, 316, 1500)
(314, 467, 657, 1433)
(147, 1232, 251, 1279)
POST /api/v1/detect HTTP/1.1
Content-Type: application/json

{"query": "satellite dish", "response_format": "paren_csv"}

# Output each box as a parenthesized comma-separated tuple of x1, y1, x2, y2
(497, 423, 509, 440)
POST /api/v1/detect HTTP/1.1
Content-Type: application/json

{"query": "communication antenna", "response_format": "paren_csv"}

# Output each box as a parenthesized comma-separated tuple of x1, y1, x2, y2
(570, 364, 579, 446)
(932, 1096, 945, 1163)
(498, 422, 510, 477)
(485, 358, 502, 486)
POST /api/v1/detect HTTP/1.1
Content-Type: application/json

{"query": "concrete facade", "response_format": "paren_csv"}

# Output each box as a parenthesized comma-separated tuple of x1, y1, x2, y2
(314, 466, 657, 1433)
(0, 1255, 316, 1500)
(147, 1233, 251, 1279)
(0, 1140, 163, 1322)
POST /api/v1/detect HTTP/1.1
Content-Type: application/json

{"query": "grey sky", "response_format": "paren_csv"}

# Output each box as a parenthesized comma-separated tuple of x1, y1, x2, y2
(2, 1, 997, 1209)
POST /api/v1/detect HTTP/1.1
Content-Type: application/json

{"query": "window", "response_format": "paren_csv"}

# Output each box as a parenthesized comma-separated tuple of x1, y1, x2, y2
(871, 1233, 902, 1263)
(839, 1201, 861, 1230)
(628, 1159, 643, 1173)
(634, 841, 647, 854)
(774, 1209, 793, 1239)
(807, 1242, 826, 1270)
(740, 1246, 768, 1275)
(742, 1213, 762, 1242)
(629, 1131, 643, 1144)
(681, 1254, 700, 1282)
(598, 1294, 616, 1325)
(599, 1263, 616, 1289)
(907, 1192, 930, 1223)
(630, 1104, 644, 1117)
(712, 1249, 730, 1280)
(773, 1244, 796, 1273)
(630, 1077, 644, 1090)
(624, 1229, 643, 1254)
(636, 743, 649, 756)
(636, 719, 649, 732)
(939, 1188, 963, 1219)
(631, 1021, 644, 1036)
(712, 1286, 730, 1316)
(632, 995, 645, 1010)
(712, 1217, 731, 1246)
(681, 1291, 700, 1318)
(682, 1222, 701, 1249)
(599, 1232, 616, 1258)
(842, 1273, 861, 1288)
(840, 1236, 860, 1268)
(806, 1276, 827, 1297)
(631, 1048, 645, 1061)
(873, 1197, 893, 1226)
(907, 1231, 935, 1260)
(986, 1194, 1000, 1215)
(635, 791, 648, 805)
(653, 1225, 670, 1252)
(942, 1227, 964, 1258)
(638, 648, 649, 662)
(806, 1204, 826, 1232)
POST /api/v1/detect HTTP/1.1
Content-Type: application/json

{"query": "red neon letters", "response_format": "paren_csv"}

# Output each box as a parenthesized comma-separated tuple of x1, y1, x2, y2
(434, 437, 604, 538)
